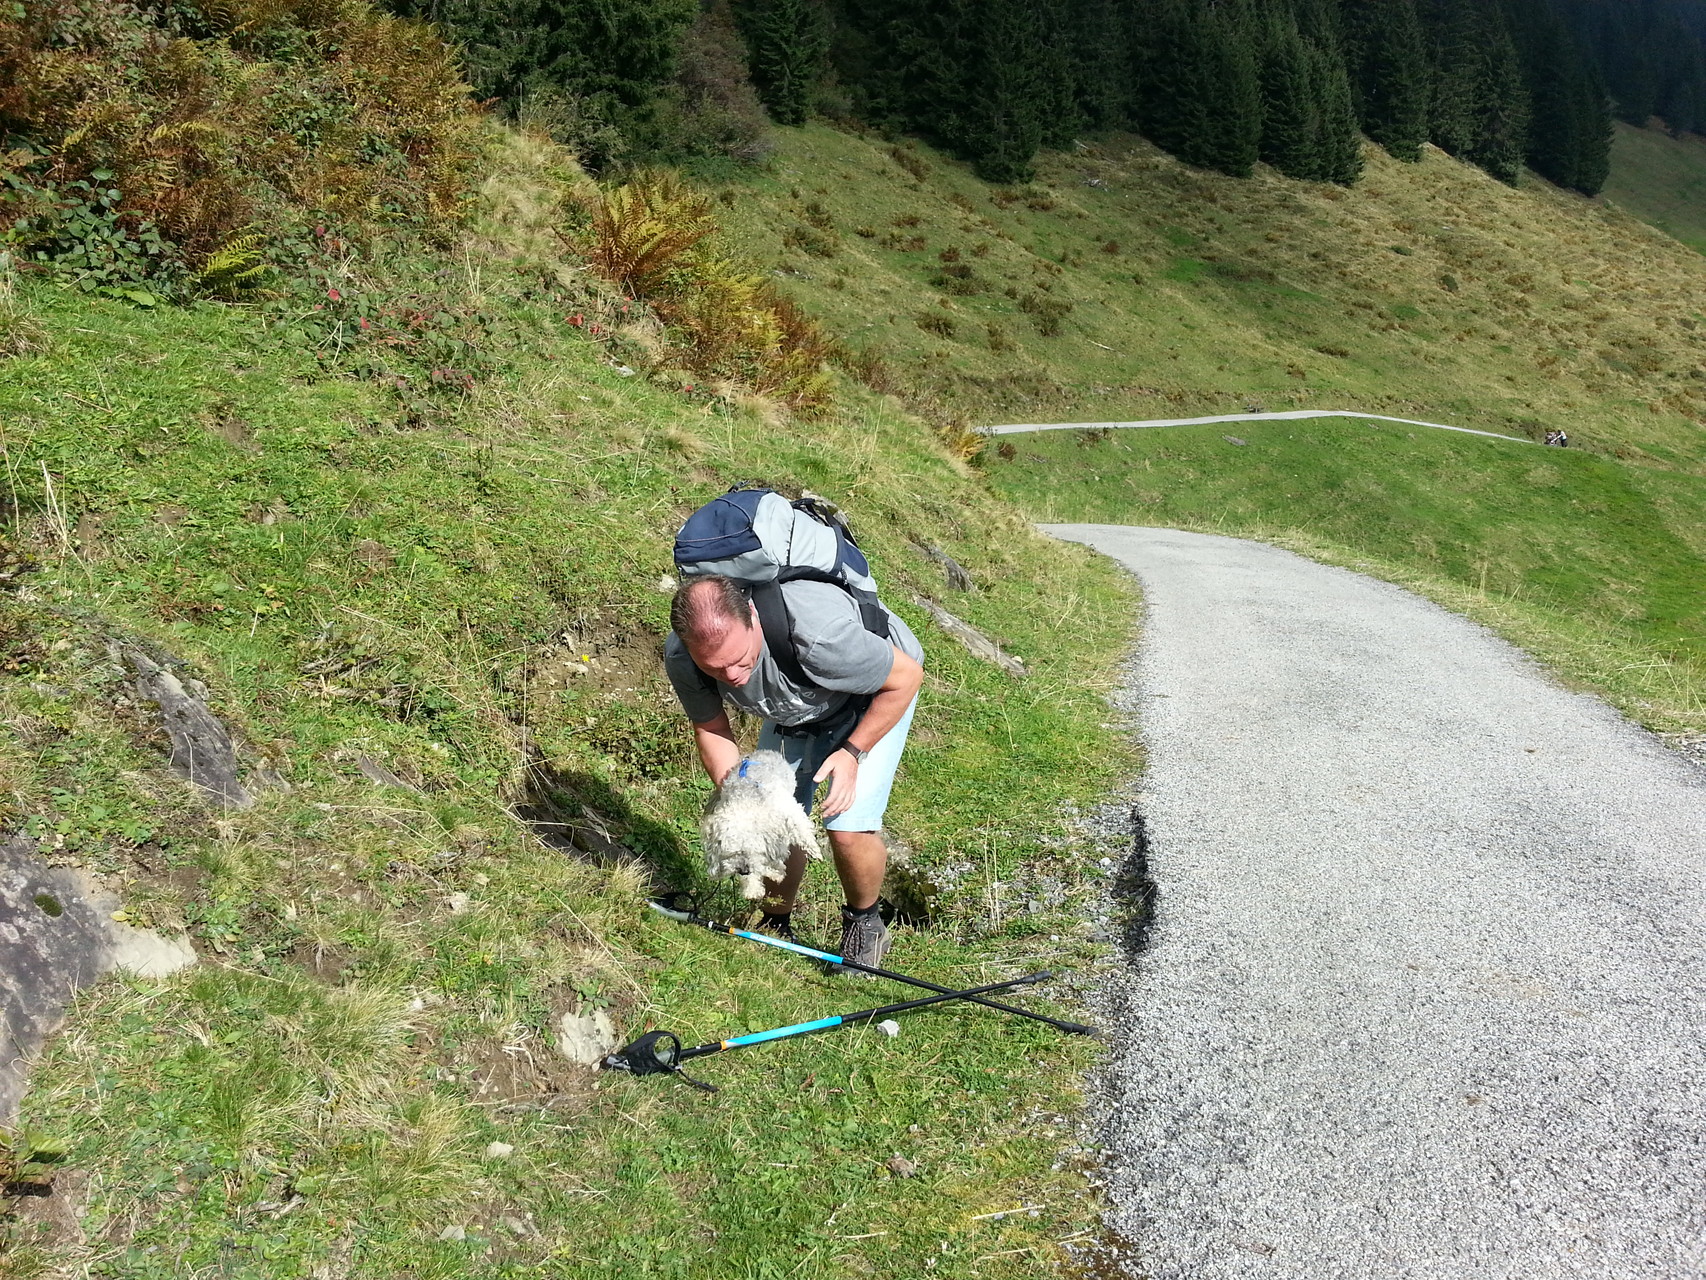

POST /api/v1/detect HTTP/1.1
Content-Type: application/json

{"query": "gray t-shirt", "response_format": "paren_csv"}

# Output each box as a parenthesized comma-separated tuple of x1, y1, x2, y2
(665, 580, 924, 727)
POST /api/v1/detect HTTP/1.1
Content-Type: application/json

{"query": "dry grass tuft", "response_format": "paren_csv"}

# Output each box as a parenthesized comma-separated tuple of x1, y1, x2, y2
(571, 170, 835, 410)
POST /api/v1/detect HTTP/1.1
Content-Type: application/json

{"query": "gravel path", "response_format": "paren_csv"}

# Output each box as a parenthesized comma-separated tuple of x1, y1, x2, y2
(1046, 524, 1706, 1279)
(987, 408, 1532, 443)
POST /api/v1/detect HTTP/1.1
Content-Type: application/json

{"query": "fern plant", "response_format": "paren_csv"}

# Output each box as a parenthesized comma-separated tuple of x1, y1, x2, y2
(197, 233, 272, 298)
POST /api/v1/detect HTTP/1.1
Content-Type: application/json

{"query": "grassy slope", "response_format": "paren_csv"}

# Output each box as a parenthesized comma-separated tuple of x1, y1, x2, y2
(1602, 121, 1706, 255)
(717, 125, 1706, 735)
(0, 134, 1134, 1278)
(724, 125, 1706, 469)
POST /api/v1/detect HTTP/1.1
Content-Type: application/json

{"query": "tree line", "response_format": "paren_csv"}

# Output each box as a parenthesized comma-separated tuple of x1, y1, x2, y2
(387, 0, 1685, 196)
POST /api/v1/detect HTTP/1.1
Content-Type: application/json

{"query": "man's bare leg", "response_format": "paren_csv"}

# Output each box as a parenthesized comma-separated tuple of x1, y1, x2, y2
(761, 845, 812, 913)
(827, 829, 886, 910)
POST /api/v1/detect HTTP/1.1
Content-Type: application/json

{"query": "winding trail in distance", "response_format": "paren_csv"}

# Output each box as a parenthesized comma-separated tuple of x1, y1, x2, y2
(1048, 524, 1706, 1279)
(986, 408, 1534, 442)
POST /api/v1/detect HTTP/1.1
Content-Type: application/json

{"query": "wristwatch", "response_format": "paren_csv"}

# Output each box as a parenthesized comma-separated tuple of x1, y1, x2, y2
(844, 744, 869, 764)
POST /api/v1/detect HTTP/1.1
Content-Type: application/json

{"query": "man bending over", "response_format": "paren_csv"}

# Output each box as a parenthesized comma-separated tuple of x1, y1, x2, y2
(665, 575, 925, 971)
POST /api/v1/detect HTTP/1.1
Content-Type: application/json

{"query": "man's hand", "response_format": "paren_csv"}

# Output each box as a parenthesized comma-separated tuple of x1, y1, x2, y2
(814, 748, 860, 817)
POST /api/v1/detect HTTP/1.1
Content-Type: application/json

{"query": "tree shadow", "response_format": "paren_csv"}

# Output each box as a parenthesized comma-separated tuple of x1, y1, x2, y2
(516, 757, 700, 898)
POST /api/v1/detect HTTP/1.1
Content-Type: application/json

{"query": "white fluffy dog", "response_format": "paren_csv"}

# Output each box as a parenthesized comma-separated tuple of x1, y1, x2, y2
(700, 750, 820, 898)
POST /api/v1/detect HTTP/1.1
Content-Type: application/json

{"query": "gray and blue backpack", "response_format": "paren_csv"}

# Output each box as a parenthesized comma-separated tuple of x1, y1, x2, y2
(673, 486, 890, 687)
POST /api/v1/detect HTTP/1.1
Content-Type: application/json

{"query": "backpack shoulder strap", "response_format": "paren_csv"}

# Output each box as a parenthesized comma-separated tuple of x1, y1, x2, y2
(750, 580, 811, 686)
(774, 566, 891, 641)
(751, 575, 893, 690)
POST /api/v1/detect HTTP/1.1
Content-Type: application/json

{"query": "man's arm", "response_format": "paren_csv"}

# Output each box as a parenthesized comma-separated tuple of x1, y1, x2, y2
(814, 646, 924, 818)
(692, 710, 744, 787)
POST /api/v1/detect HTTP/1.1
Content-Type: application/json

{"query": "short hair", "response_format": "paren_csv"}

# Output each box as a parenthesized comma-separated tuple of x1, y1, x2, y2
(671, 575, 753, 643)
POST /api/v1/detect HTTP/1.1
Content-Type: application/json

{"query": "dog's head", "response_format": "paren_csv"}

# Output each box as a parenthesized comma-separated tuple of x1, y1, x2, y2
(731, 749, 799, 796)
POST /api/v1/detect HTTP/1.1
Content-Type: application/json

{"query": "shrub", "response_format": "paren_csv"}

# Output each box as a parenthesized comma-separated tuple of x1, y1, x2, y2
(916, 311, 957, 338)
(888, 146, 930, 180)
(645, 1, 773, 168)
(782, 223, 838, 257)
(0, 0, 483, 293)
(572, 169, 833, 409)
(1018, 290, 1072, 336)
(929, 262, 981, 295)
(570, 169, 718, 293)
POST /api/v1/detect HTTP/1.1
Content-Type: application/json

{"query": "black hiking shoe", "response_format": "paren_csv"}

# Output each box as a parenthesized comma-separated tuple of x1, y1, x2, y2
(831, 905, 890, 977)
(755, 911, 797, 943)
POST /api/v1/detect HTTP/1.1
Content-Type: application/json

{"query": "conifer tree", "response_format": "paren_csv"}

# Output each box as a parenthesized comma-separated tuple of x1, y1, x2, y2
(1341, 0, 1431, 159)
(389, 0, 697, 144)
(1258, 17, 1323, 178)
(1313, 37, 1368, 181)
(1471, 14, 1531, 182)
(1570, 59, 1613, 192)
(733, 0, 830, 126)
(1137, 0, 1263, 177)
(1504, 0, 1610, 193)
(1420, 0, 1527, 181)
(1070, 0, 1129, 132)
(1421, 0, 1483, 156)
(950, 0, 1051, 181)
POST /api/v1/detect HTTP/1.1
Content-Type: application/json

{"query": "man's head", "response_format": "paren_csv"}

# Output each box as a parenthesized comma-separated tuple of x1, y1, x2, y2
(672, 576, 763, 686)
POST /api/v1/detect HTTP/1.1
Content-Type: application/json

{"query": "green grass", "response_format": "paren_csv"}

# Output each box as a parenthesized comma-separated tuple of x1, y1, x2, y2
(1602, 121, 1706, 255)
(988, 419, 1706, 734)
(0, 133, 1135, 1278)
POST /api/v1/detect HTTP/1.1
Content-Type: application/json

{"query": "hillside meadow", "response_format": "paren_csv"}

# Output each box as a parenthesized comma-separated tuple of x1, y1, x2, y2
(715, 123, 1706, 738)
(0, 131, 1137, 1278)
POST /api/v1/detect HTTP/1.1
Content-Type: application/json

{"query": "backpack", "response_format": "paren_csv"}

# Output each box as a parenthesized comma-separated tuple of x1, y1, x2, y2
(673, 486, 891, 688)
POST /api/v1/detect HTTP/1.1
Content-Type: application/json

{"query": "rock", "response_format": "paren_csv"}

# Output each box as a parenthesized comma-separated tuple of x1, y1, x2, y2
(655, 575, 677, 594)
(445, 892, 472, 914)
(1223, 435, 1248, 446)
(886, 1155, 918, 1178)
(877, 1019, 900, 1037)
(438, 1225, 466, 1242)
(912, 542, 975, 592)
(485, 1141, 514, 1159)
(108, 921, 197, 978)
(911, 597, 1026, 678)
(253, 766, 292, 794)
(556, 1007, 619, 1065)
(1, 836, 195, 1122)
(125, 648, 254, 809)
(355, 755, 416, 791)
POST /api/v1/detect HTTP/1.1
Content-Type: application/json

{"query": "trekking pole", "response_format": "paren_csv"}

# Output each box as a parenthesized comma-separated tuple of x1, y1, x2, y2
(603, 971, 1053, 1091)
(648, 898, 1096, 1036)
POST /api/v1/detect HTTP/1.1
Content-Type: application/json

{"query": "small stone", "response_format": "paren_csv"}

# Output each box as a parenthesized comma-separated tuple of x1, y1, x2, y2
(886, 1155, 918, 1178)
(557, 1008, 620, 1065)
(438, 1225, 466, 1242)
(445, 892, 471, 914)
(877, 1019, 900, 1037)
(485, 1141, 514, 1159)
(655, 575, 677, 594)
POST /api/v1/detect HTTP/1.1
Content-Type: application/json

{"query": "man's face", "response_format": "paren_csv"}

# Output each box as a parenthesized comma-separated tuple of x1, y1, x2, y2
(685, 607, 764, 686)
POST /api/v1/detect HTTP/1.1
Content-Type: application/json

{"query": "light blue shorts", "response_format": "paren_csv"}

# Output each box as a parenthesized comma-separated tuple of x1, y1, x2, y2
(757, 696, 917, 832)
